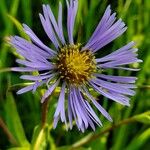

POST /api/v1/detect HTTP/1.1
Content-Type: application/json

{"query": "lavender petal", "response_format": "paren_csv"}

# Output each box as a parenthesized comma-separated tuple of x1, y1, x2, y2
(41, 79, 60, 103)
(23, 24, 57, 56)
(54, 82, 67, 129)
(39, 5, 60, 49)
(89, 81, 130, 106)
(91, 78, 136, 96)
(67, 0, 78, 44)
(83, 86, 113, 121)
(83, 5, 127, 52)
(94, 74, 137, 83)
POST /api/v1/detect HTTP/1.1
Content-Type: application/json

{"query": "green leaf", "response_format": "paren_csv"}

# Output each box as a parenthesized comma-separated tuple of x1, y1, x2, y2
(21, 0, 32, 26)
(4, 93, 30, 146)
(31, 124, 57, 150)
(31, 125, 52, 150)
(31, 125, 45, 150)
(7, 14, 30, 41)
(90, 137, 107, 150)
(10, 0, 19, 16)
(125, 128, 150, 150)
(133, 111, 150, 124)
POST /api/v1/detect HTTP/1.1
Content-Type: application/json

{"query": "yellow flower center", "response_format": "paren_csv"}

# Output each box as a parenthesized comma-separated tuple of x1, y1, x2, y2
(57, 44, 96, 85)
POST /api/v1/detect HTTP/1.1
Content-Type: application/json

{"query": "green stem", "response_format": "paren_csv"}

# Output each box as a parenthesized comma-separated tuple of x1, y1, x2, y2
(0, 68, 11, 73)
(70, 117, 136, 150)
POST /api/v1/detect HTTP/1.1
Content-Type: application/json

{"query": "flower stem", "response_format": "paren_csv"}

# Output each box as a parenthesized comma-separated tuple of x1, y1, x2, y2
(0, 117, 18, 146)
(41, 96, 50, 128)
(70, 117, 136, 150)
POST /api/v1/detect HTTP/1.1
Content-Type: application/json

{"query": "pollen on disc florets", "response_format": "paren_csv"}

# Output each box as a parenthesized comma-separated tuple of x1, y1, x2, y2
(56, 44, 96, 85)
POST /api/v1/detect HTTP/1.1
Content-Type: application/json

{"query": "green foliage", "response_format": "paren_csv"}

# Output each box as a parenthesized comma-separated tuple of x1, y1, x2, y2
(133, 111, 150, 124)
(126, 128, 150, 150)
(7, 14, 30, 40)
(8, 148, 29, 150)
(4, 93, 30, 147)
(0, 0, 150, 149)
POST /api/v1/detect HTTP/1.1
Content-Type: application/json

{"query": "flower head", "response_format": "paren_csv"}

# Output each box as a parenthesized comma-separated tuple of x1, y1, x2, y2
(11, 0, 142, 132)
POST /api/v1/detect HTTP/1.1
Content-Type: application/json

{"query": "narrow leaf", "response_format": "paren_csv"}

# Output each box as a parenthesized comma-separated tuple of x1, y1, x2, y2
(7, 14, 30, 41)
(4, 93, 30, 146)
(133, 111, 150, 124)
(126, 128, 150, 150)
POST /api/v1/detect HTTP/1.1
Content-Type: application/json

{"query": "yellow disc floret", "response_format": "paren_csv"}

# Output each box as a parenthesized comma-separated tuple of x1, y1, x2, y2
(57, 44, 96, 85)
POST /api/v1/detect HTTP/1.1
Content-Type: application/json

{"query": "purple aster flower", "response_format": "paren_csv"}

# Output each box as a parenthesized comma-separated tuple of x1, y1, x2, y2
(10, 0, 142, 132)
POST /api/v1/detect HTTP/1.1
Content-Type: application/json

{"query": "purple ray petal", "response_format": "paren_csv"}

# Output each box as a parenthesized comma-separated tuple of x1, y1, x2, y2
(99, 57, 142, 68)
(91, 78, 136, 96)
(76, 89, 96, 130)
(95, 42, 140, 64)
(97, 65, 140, 71)
(82, 86, 112, 122)
(17, 80, 46, 95)
(32, 80, 47, 93)
(95, 42, 136, 63)
(54, 82, 67, 129)
(16, 48, 51, 65)
(71, 87, 83, 128)
(16, 59, 54, 70)
(53, 116, 59, 129)
(39, 5, 60, 49)
(58, 2, 66, 44)
(11, 36, 54, 59)
(96, 51, 138, 63)
(77, 88, 102, 127)
(23, 24, 57, 55)
(83, 6, 111, 48)
(91, 25, 127, 52)
(94, 74, 137, 83)
(11, 67, 37, 72)
(69, 87, 78, 128)
(69, 86, 85, 131)
(11, 37, 55, 66)
(45, 4, 66, 45)
(95, 41, 142, 70)
(85, 6, 112, 45)
(46, 5, 60, 37)
(83, 5, 127, 52)
(77, 89, 101, 124)
(68, 88, 73, 129)
(41, 79, 60, 103)
(89, 81, 130, 106)
(73, 88, 89, 129)
(67, 0, 78, 44)
(20, 73, 56, 81)
(17, 84, 34, 94)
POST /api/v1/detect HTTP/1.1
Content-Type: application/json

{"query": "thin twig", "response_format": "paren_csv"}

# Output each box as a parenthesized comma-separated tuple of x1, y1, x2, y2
(33, 96, 52, 150)
(70, 117, 136, 150)
(0, 117, 18, 146)
(41, 96, 50, 128)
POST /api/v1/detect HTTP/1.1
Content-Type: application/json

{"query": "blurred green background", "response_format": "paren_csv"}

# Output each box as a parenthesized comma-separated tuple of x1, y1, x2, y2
(0, 0, 150, 149)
